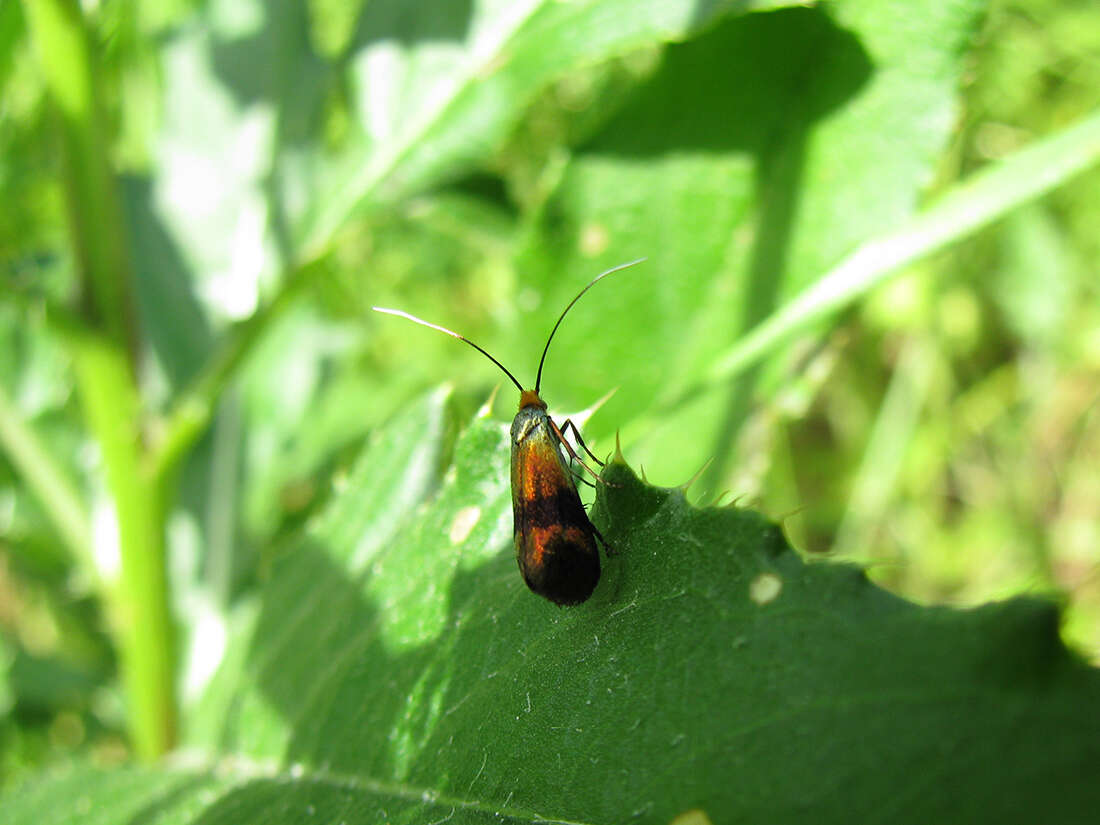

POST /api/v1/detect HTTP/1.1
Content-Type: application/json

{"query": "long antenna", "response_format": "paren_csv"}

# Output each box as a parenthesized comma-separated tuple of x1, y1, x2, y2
(371, 307, 525, 393)
(535, 258, 646, 394)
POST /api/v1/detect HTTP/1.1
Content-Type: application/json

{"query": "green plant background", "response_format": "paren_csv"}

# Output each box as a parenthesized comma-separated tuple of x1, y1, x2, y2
(1, 0, 1099, 821)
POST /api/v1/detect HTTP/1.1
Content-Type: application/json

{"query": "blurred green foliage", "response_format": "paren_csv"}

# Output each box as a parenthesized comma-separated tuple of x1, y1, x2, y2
(0, 0, 1098, 805)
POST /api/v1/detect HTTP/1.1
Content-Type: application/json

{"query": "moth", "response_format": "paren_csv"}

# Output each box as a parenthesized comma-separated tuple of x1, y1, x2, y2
(373, 259, 643, 604)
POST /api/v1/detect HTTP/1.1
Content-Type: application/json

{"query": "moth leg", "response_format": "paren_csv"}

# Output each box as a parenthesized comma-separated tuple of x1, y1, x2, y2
(590, 522, 615, 556)
(560, 418, 604, 466)
(565, 447, 598, 490)
(553, 419, 617, 555)
(549, 417, 604, 484)
(572, 471, 597, 489)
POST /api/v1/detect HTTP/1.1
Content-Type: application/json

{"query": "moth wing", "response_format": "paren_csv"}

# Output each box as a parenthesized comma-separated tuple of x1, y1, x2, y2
(510, 415, 600, 605)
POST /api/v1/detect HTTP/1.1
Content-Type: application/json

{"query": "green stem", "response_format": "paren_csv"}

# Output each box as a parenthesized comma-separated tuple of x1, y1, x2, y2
(23, 0, 176, 758)
(70, 333, 176, 758)
(23, 0, 135, 352)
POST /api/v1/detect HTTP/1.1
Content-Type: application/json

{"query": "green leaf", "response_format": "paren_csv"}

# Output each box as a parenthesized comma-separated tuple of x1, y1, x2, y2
(144, 0, 783, 322)
(295, 0, 792, 257)
(5, 394, 1097, 823)
(510, 0, 987, 482)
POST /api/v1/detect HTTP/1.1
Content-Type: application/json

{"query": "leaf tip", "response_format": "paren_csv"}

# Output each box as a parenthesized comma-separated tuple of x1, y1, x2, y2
(612, 428, 627, 464)
(476, 383, 502, 419)
(678, 456, 714, 495)
(585, 385, 618, 418)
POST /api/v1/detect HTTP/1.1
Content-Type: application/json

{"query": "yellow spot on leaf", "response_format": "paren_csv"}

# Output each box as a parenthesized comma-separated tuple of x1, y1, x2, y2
(750, 572, 782, 605)
(669, 809, 713, 825)
(449, 506, 481, 544)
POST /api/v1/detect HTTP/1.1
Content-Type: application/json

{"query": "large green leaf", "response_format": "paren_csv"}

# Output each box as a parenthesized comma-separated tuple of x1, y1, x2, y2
(143, 0, 786, 329)
(5, 392, 1097, 823)
(508, 0, 986, 483)
(295, 0, 792, 255)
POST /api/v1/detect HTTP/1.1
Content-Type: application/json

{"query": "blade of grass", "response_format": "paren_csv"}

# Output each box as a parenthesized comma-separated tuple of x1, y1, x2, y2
(642, 109, 1100, 436)
(708, 110, 1100, 387)
(832, 334, 938, 556)
(0, 380, 93, 571)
